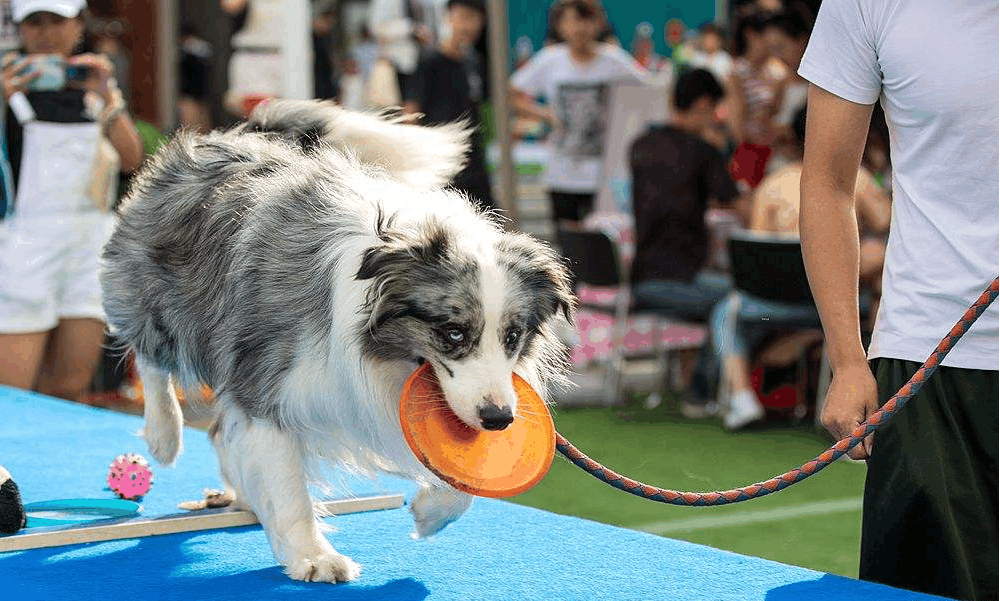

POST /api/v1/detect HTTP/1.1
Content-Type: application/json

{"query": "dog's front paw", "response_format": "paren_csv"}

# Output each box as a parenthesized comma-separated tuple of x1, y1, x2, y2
(286, 551, 361, 583)
(410, 486, 472, 539)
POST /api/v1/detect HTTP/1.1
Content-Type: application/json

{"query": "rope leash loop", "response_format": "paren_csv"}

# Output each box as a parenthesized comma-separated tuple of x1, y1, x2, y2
(555, 277, 999, 507)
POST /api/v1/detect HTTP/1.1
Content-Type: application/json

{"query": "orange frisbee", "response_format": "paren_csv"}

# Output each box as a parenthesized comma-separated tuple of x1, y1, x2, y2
(399, 363, 555, 498)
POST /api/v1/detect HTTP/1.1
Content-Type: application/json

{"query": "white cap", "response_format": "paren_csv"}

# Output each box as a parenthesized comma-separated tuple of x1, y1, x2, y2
(11, 0, 86, 23)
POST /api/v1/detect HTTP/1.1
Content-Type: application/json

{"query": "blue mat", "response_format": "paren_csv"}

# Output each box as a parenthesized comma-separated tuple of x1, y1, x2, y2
(0, 386, 950, 601)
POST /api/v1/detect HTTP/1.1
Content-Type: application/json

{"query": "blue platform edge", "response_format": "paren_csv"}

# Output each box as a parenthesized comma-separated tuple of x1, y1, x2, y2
(0, 385, 951, 601)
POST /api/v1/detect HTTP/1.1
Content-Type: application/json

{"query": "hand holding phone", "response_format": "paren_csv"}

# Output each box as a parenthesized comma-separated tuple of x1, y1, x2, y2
(2, 55, 63, 95)
(65, 64, 92, 84)
(65, 54, 115, 99)
(23, 55, 67, 91)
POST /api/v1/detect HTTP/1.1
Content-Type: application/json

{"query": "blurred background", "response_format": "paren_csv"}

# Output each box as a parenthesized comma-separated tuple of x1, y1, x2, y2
(0, 0, 893, 578)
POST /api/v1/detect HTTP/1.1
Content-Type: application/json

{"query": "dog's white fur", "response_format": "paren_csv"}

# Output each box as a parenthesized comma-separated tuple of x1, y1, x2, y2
(106, 100, 572, 583)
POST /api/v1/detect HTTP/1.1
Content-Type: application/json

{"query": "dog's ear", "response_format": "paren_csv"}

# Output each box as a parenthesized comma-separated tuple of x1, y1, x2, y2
(356, 219, 451, 281)
(499, 234, 576, 324)
(540, 258, 576, 324)
(356, 244, 405, 281)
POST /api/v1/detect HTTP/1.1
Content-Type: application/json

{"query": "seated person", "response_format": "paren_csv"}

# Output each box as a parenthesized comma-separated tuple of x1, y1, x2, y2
(712, 105, 890, 430)
(629, 68, 740, 417)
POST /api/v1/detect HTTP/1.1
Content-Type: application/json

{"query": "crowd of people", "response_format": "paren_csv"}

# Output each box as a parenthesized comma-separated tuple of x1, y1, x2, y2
(498, 0, 895, 433)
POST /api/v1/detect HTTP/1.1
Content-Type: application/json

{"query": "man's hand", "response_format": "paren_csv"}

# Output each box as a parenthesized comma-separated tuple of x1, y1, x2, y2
(820, 362, 880, 460)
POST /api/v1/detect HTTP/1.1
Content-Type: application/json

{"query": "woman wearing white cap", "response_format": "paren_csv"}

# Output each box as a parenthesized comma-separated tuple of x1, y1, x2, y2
(0, 0, 144, 403)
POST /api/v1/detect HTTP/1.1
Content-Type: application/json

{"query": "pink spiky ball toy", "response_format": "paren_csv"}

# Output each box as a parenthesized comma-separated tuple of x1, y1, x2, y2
(107, 453, 153, 501)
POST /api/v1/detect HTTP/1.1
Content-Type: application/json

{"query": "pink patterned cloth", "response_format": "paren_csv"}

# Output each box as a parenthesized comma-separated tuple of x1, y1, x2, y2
(570, 297, 706, 365)
(569, 212, 706, 366)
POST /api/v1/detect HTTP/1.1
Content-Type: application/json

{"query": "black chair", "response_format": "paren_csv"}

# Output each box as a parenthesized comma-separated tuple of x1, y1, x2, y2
(728, 231, 817, 306)
(556, 227, 704, 405)
(723, 230, 835, 421)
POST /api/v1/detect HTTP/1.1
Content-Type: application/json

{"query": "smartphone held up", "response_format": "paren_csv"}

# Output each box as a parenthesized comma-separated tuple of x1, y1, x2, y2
(8, 54, 91, 91)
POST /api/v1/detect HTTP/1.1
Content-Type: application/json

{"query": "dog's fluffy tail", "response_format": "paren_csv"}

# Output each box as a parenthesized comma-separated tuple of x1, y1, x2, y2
(242, 98, 472, 189)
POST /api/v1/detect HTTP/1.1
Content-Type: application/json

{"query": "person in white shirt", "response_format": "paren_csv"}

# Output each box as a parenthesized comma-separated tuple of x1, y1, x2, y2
(510, 0, 645, 227)
(798, 1, 998, 598)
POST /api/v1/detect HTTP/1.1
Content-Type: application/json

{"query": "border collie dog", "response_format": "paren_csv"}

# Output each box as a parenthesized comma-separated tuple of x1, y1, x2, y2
(99, 99, 574, 583)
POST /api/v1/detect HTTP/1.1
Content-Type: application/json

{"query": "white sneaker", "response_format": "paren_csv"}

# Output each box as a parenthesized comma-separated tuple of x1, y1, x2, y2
(680, 398, 719, 419)
(723, 389, 766, 431)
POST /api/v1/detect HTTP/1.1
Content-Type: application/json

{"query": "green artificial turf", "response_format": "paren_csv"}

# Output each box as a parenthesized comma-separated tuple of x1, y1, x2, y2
(509, 394, 868, 578)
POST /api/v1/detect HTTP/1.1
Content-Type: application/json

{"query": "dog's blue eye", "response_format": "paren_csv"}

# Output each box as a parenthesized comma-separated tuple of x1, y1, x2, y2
(446, 328, 464, 343)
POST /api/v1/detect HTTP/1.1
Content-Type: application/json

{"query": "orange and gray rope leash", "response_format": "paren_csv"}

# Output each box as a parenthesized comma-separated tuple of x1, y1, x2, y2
(555, 277, 999, 506)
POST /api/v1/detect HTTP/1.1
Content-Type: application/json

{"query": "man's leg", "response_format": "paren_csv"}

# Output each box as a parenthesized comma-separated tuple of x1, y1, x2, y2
(862, 358, 999, 600)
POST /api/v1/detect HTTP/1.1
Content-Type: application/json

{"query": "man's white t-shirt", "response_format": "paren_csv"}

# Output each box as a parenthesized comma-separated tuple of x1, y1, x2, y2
(511, 44, 646, 193)
(799, 0, 998, 370)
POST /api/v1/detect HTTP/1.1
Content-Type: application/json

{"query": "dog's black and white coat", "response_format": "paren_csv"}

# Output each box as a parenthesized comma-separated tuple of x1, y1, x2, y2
(100, 99, 574, 583)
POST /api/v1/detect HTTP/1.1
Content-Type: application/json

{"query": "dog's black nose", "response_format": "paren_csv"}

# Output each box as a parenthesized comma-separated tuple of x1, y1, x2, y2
(478, 404, 514, 431)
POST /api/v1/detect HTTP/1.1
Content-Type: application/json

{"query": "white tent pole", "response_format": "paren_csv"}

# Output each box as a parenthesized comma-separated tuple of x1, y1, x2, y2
(485, 0, 517, 228)
(284, 0, 314, 99)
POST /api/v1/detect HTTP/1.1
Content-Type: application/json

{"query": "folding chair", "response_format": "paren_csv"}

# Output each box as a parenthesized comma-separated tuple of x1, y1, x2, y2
(556, 227, 703, 405)
(722, 230, 828, 420)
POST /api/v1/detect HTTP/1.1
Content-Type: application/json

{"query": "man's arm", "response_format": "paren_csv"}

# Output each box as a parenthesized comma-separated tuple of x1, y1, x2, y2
(799, 84, 878, 459)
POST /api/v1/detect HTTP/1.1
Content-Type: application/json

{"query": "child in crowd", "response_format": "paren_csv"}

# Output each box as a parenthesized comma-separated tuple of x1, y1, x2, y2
(405, 0, 493, 211)
(631, 22, 667, 73)
(727, 11, 786, 190)
(761, 5, 814, 168)
(688, 22, 733, 84)
(510, 0, 645, 228)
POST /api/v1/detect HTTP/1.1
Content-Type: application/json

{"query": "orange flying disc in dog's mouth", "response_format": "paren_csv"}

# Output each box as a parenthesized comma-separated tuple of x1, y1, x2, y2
(399, 363, 555, 498)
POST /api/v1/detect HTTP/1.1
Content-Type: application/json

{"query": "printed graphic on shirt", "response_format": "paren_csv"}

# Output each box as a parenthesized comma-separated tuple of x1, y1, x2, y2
(556, 82, 610, 159)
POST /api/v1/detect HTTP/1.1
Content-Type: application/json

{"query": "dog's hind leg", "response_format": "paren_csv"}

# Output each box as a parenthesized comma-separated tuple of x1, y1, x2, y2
(211, 409, 361, 583)
(410, 485, 472, 539)
(136, 357, 184, 466)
